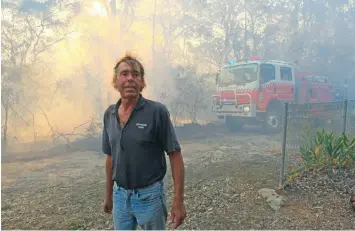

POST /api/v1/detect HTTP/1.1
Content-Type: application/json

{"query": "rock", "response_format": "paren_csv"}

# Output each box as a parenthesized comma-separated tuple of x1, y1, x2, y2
(258, 188, 285, 211)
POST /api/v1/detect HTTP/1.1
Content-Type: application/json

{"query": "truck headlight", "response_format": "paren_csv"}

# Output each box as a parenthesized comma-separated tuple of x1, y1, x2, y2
(243, 106, 250, 113)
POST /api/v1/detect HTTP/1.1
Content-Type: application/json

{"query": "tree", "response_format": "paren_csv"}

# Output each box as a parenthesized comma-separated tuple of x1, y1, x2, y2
(167, 65, 209, 125)
(1, 0, 77, 151)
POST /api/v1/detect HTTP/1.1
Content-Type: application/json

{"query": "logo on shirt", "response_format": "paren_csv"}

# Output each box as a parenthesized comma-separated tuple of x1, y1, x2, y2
(136, 123, 147, 129)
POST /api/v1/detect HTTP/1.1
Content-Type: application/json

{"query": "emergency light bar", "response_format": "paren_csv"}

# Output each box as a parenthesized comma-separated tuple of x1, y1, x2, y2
(228, 56, 263, 64)
(250, 56, 262, 61)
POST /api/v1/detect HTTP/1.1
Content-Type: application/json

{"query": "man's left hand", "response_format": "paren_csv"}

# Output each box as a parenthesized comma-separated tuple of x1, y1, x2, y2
(170, 197, 186, 229)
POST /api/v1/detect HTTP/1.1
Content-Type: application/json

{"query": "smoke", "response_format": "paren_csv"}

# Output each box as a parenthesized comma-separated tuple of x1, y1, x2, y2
(1, 0, 180, 145)
(3, 0, 355, 149)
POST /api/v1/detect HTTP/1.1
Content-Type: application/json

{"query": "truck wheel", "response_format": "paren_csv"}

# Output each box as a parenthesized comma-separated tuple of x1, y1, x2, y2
(264, 105, 283, 134)
(226, 116, 243, 132)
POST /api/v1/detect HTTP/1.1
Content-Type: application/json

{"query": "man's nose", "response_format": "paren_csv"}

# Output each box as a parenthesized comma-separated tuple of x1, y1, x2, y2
(125, 73, 134, 80)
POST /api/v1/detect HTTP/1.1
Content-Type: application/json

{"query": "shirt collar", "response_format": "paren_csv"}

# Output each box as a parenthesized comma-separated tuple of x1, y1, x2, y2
(110, 94, 146, 114)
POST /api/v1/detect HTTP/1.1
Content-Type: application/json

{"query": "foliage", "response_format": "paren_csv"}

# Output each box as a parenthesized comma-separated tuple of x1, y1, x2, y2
(168, 65, 211, 125)
(285, 101, 355, 183)
(287, 130, 355, 182)
(299, 130, 355, 171)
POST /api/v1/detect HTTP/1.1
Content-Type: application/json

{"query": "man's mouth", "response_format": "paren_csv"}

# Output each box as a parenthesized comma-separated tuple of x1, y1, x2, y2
(124, 86, 136, 89)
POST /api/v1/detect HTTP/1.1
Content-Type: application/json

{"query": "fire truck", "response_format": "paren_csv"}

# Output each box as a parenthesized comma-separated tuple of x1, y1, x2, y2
(211, 57, 335, 133)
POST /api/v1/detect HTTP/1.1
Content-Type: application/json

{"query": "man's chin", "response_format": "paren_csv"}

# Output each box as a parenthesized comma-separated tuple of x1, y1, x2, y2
(121, 91, 139, 99)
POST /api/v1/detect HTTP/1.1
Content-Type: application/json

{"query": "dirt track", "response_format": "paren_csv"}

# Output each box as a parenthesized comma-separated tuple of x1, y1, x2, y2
(1, 131, 355, 230)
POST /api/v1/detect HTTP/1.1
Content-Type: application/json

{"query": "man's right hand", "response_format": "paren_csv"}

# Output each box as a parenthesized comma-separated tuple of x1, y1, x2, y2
(103, 196, 113, 214)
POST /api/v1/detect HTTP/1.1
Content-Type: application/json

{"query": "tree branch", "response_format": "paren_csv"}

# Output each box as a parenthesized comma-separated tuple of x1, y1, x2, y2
(8, 104, 31, 126)
(39, 107, 55, 140)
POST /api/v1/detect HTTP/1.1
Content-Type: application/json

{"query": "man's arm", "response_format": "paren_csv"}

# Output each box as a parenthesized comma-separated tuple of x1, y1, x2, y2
(158, 105, 184, 194)
(105, 155, 113, 198)
(169, 151, 185, 201)
(158, 104, 186, 228)
(102, 111, 113, 213)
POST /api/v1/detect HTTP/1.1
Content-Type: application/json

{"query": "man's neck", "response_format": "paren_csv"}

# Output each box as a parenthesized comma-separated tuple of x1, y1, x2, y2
(120, 96, 139, 112)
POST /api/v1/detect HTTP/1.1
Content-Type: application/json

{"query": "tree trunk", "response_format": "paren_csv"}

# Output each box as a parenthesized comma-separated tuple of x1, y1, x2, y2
(223, 5, 232, 63)
(32, 113, 36, 144)
(110, 0, 116, 15)
(2, 104, 9, 153)
(243, 0, 249, 59)
(119, 0, 130, 39)
(172, 102, 181, 127)
(152, 0, 157, 68)
(250, 16, 256, 56)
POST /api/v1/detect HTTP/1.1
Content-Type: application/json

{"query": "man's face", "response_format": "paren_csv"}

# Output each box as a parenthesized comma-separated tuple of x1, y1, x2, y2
(115, 61, 144, 99)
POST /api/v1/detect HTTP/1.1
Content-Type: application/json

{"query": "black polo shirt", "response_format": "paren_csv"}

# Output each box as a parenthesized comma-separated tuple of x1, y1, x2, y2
(102, 94, 181, 189)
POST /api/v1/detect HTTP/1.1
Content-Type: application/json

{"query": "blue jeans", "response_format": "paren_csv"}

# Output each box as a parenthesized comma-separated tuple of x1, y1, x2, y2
(112, 181, 168, 230)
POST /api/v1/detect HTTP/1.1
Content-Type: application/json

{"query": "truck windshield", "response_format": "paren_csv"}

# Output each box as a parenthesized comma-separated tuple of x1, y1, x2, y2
(218, 63, 258, 85)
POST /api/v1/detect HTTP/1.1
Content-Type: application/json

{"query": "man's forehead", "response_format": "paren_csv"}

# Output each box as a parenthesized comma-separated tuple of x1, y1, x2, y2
(117, 61, 140, 72)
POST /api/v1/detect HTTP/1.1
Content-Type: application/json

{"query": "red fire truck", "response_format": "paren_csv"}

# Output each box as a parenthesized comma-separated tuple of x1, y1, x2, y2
(211, 57, 335, 133)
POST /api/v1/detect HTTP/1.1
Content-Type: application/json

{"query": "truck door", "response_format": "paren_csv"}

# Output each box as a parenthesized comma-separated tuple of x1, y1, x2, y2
(260, 64, 276, 85)
(279, 66, 294, 101)
(259, 64, 276, 111)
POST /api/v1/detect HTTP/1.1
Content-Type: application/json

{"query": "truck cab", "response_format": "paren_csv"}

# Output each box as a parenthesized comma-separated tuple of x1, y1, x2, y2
(212, 57, 296, 132)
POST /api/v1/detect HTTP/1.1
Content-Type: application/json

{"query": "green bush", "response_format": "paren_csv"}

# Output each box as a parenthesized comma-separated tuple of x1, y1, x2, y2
(299, 130, 355, 171)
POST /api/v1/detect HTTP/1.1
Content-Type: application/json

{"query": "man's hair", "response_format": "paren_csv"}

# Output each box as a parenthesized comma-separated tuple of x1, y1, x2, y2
(112, 53, 146, 91)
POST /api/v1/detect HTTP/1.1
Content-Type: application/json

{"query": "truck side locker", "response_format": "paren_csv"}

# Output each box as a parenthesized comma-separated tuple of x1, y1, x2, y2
(306, 79, 311, 103)
(295, 75, 300, 104)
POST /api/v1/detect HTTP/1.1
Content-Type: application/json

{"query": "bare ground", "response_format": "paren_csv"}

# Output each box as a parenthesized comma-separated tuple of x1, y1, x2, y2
(1, 131, 355, 230)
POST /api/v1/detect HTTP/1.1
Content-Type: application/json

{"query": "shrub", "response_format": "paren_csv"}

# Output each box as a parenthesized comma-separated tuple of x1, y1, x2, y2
(299, 130, 355, 171)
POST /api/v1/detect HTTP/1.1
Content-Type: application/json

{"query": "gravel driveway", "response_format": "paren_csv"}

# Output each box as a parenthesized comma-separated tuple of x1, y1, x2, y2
(2, 132, 354, 229)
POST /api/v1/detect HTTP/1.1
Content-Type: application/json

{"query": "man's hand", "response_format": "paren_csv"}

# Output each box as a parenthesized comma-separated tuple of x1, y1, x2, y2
(170, 197, 186, 229)
(103, 196, 113, 214)
(103, 155, 113, 214)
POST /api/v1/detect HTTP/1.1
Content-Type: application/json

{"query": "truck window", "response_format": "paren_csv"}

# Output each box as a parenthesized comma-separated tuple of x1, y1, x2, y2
(280, 66, 292, 81)
(260, 64, 275, 84)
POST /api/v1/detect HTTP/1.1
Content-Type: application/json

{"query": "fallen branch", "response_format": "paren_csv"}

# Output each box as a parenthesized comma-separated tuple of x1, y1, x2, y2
(51, 117, 95, 147)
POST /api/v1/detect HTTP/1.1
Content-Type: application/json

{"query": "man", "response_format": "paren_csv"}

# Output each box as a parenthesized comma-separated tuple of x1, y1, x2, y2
(101, 54, 186, 230)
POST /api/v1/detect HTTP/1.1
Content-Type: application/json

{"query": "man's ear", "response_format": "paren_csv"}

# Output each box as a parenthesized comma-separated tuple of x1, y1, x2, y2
(140, 80, 146, 92)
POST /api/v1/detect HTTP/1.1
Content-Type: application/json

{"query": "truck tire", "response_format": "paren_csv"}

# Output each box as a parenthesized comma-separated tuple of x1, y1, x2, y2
(226, 116, 243, 132)
(264, 104, 283, 134)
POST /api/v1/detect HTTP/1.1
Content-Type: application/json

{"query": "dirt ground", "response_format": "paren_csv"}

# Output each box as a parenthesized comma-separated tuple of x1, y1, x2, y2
(1, 131, 355, 230)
